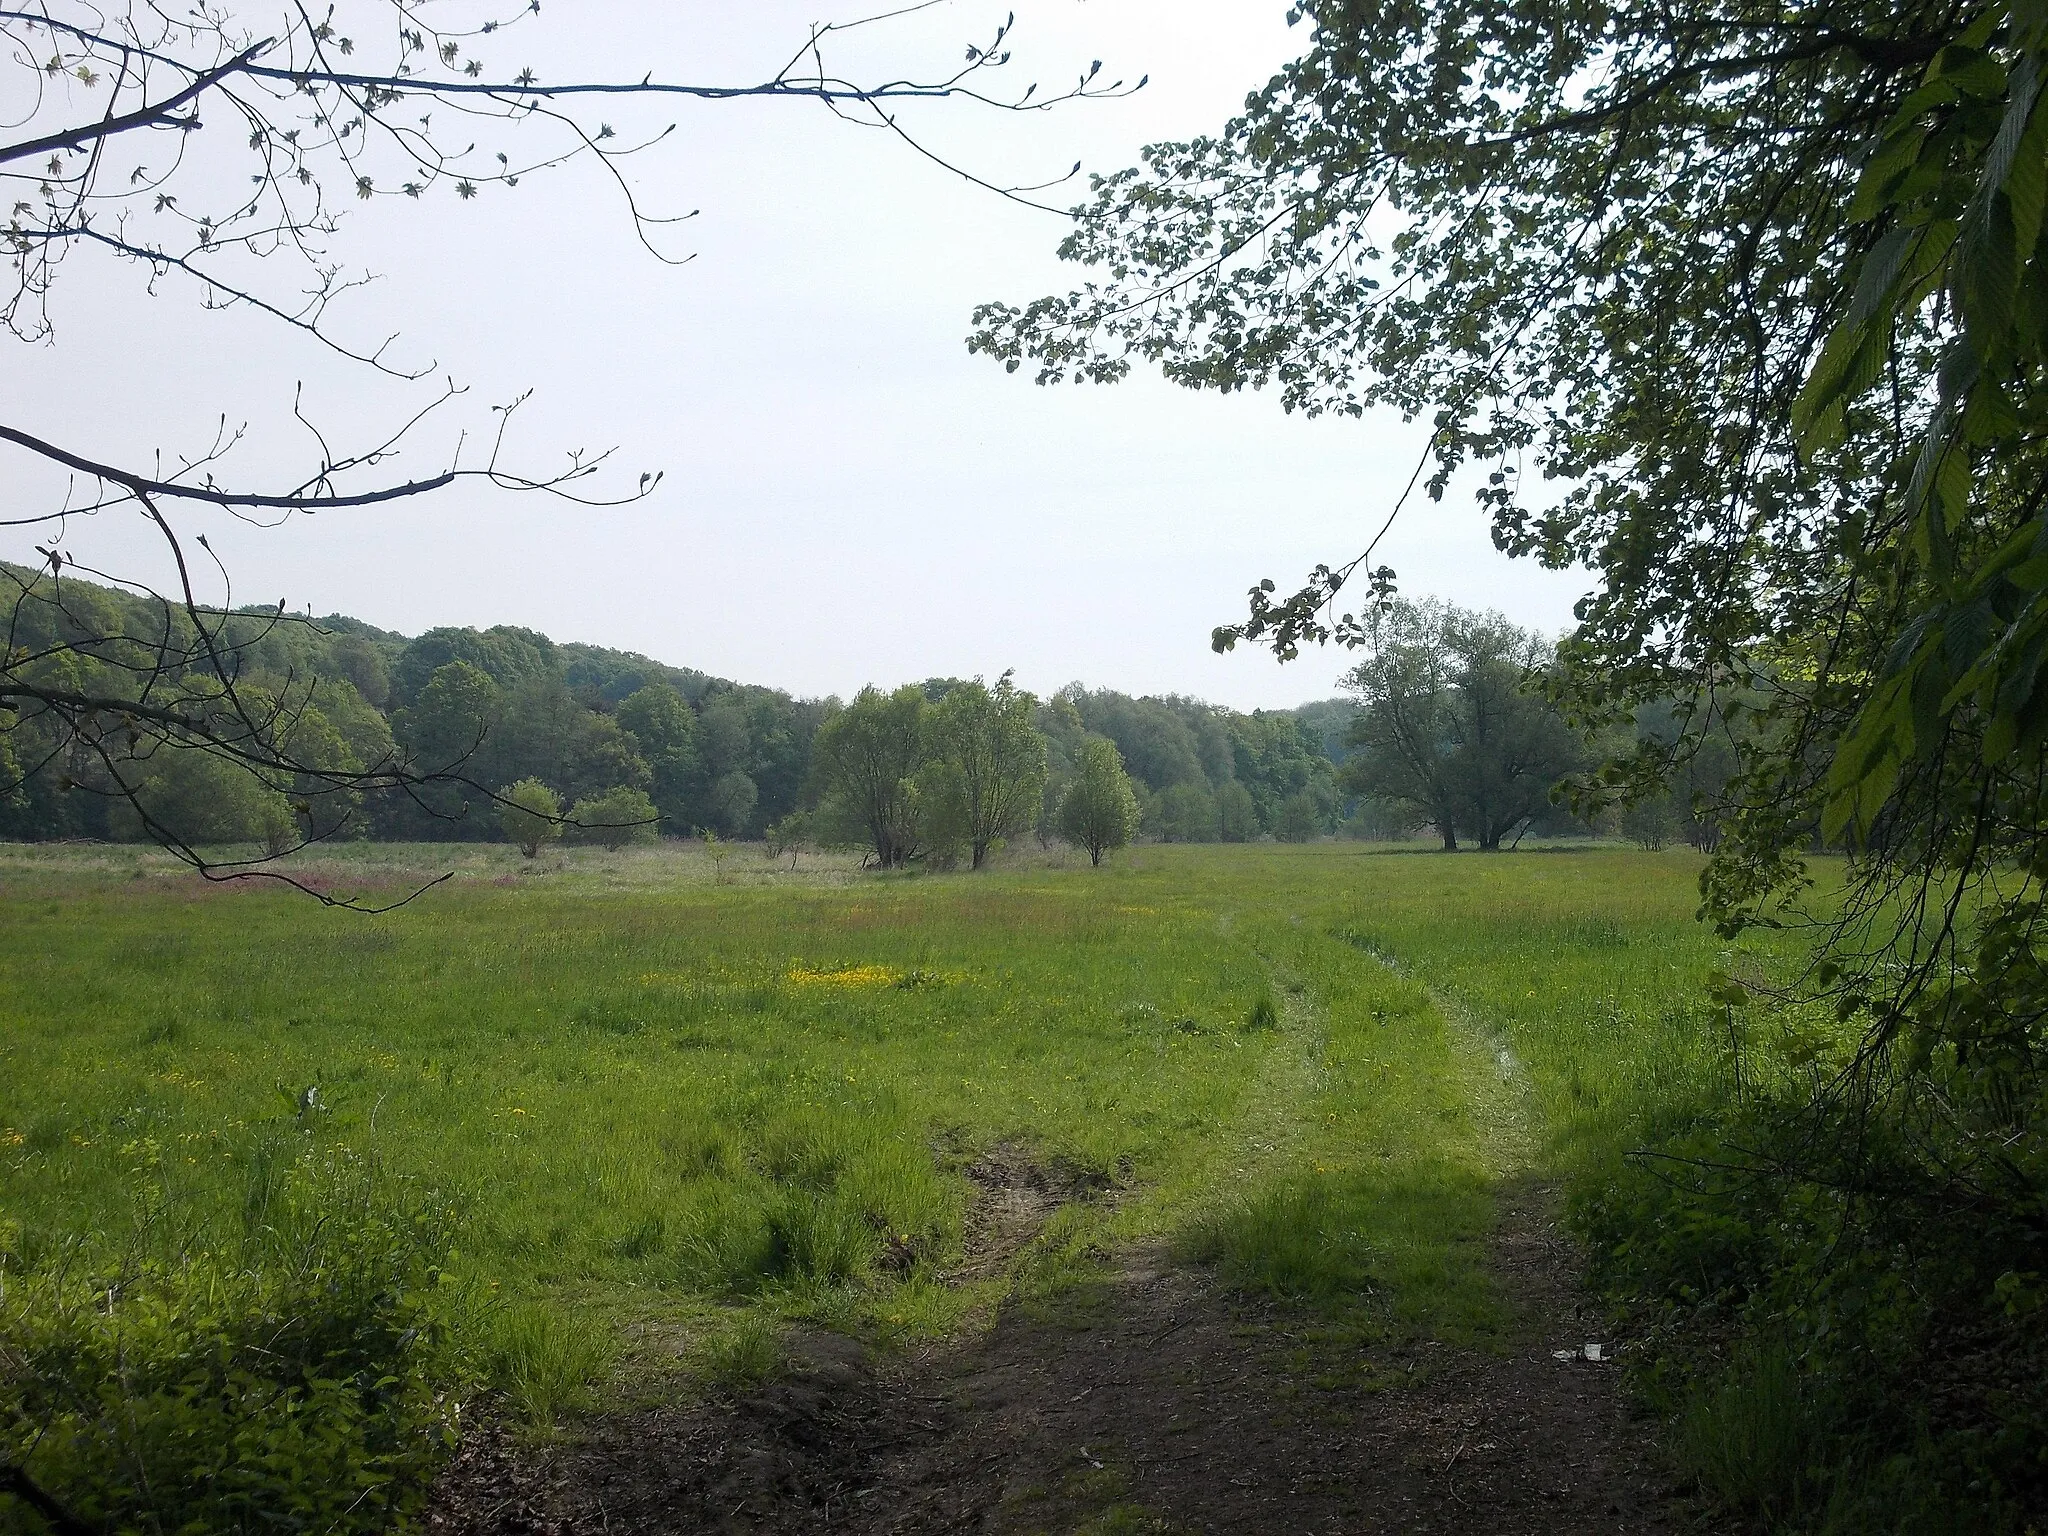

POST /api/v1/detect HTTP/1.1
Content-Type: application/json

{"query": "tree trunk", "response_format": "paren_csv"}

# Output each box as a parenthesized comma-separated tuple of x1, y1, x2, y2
(1439, 823, 1459, 852)
(971, 842, 987, 870)
(2, 1467, 93, 1536)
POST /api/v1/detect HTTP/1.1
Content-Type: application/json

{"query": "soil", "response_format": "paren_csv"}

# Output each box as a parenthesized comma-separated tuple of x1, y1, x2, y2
(427, 1172, 1696, 1535)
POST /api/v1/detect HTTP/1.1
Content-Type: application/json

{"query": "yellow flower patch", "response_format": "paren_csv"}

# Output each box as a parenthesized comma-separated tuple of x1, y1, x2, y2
(785, 963, 901, 990)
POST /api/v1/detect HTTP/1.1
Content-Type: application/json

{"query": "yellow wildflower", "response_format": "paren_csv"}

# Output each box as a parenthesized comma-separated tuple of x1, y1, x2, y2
(785, 963, 900, 989)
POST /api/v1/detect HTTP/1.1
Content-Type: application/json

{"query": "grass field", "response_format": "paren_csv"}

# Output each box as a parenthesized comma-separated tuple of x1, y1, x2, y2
(0, 839, 1805, 1525)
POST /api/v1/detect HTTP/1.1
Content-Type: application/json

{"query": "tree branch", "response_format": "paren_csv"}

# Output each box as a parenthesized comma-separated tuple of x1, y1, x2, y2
(0, 40, 272, 166)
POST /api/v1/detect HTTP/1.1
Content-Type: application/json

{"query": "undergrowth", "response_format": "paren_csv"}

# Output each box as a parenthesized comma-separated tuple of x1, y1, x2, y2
(0, 1147, 461, 1536)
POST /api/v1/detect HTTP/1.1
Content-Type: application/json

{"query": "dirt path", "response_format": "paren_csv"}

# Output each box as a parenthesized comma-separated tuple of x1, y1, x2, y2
(428, 1174, 1689, 1536)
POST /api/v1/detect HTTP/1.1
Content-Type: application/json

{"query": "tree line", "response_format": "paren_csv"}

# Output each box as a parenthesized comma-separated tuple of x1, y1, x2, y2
(2, 566, 1737, 862)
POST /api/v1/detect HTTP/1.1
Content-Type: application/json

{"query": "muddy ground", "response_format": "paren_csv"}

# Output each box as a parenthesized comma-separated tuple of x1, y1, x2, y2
(428, 1170, 1695, 1535)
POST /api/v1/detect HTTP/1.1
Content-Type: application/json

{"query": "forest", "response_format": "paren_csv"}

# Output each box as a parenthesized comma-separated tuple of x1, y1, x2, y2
(1, 566, 1659, 861)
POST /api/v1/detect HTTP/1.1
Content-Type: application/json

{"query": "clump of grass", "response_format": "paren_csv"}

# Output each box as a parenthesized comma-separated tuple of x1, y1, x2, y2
(1078, 1506, 1172, 1535)
(614, 1212, 665, 1259)
(1179, 1177, 1375, 1302)
(484, 1302, 617, 1426)
(1673, 1341, 1815, 1518)
(139, 1013, 189, 1047)
(763, 1190, 879, 1285)
(1244, 987, 1280, 1031)
(691, 1312, 784, 1391)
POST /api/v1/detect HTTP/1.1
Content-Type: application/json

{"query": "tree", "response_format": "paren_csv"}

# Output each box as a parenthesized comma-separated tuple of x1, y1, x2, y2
(616, 683, 703, 833)
(807, 686, 929, 869)
(1068, 689, 1219, 792)
(1340, 602, 1584, 852)
(489, 677, 651, 807)
(1058, 736, 1141, 866)
(704, 770, 759, 839)
(0, 3, 1121, 903)
(1215, 780, 1259, 843)
(393, 662, 502, 774)
(0, 731, 27, 837)
(1619, 793, 1678, 852)
(1229, 712, 1337, 830)
(766, 809, 815, 871)
(1273, 791, 1322, 844)
(1155, 781, 1219, 842)
(391, 628, 556, 710)
(126, 745, 296, 849)
(924, 673, 1047, 869)
(498, 779, 562, 859)
(1034, 692, 1090, 847)
(567, 786, 659, 852)
(910, 758, 972, 871)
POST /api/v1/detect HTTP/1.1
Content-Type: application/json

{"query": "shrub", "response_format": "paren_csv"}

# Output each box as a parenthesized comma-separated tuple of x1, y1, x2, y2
(1273, 791, 1323, 842)
(497, 777, 562, 857)
(566, 786, 660, 851)
(0, 1151, 462, 1535)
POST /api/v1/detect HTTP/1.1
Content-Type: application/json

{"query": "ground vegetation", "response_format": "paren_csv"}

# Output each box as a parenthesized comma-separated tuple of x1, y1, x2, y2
(2, 842, 1783, 1528)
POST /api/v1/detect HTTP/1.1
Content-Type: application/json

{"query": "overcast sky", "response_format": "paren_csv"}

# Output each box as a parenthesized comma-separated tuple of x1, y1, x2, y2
(7, 1, 1588, 709)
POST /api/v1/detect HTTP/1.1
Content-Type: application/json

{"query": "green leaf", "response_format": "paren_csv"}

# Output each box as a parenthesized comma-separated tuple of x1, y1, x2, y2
(1963, 193, 2021, 359)
(1847, 127, 1931, 223)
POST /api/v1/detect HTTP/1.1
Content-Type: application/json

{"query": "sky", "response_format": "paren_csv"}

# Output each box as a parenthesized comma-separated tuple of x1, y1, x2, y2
(5, 1, 1588, 709)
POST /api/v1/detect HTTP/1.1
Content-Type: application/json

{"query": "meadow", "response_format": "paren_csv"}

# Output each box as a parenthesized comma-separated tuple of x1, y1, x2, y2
(0, 840, 1802, 1528)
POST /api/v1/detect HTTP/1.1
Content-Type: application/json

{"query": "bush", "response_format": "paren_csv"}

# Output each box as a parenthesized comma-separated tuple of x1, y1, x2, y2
(0, 1150, 462, 1535)
(497, 777, 562, 857)
(1571, 1053, 2048, 1532)
(122, 749, 297, 849)
(1273, 791, 1322, 842)
(566, 785, 660, 851)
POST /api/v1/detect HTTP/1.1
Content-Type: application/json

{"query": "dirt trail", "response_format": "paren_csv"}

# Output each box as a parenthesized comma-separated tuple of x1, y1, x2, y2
(429, 950, 1694, 1535)
(430, 1187, 1688, 1536)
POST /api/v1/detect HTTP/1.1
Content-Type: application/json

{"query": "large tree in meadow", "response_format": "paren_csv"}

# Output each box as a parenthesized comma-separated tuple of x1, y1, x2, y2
(808, 685, 930, 869)
(925, 672, 1048, 869)
(1341, 601, 1584, 851)
(1058, 735, 1141, 866)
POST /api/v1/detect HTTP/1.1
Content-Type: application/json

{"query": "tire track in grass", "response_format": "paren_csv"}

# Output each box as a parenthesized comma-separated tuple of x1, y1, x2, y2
(1010, 908, 1337, 1295)
(1332, 924, 1539, 1181)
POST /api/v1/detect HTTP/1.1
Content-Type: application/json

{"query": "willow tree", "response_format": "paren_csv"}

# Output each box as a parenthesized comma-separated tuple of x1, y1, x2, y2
(925, 671, 1048, 868)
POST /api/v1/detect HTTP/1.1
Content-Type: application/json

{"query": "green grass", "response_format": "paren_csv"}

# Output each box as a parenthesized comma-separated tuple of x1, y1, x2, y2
(0, 842, 1779, 1357)
(0, 838, 1815, 1525)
